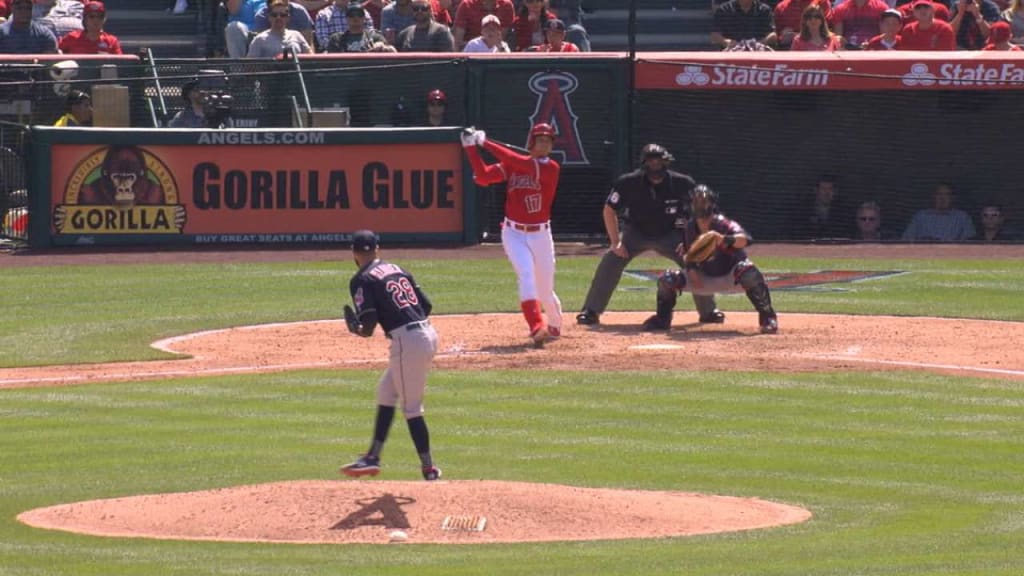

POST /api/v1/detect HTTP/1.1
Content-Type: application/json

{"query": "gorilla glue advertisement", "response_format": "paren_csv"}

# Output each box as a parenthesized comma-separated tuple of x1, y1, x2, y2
(47, 137, 465, 246)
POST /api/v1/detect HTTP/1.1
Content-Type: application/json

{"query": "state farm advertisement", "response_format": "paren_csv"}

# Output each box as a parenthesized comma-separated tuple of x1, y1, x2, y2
(49, 142, 464, 244)
(636, 54, 1024, 91)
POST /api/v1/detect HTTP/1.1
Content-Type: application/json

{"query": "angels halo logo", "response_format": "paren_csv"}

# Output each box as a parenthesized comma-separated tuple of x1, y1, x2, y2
(55, 145, 185, 235)
(527, 71, 589, 166)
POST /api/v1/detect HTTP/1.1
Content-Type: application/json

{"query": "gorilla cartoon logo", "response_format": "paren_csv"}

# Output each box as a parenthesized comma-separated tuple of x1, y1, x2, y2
(78, 146, 166, 206)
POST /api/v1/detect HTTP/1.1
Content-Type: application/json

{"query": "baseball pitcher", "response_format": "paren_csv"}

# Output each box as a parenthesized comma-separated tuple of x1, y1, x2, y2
(340, 230, 442, 481)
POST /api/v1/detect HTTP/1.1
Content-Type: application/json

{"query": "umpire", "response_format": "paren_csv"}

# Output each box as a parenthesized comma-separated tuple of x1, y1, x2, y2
(576, 143, 721, 325)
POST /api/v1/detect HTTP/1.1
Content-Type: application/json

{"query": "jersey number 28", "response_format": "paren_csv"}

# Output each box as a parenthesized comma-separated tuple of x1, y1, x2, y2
(386, 277, 419, 308)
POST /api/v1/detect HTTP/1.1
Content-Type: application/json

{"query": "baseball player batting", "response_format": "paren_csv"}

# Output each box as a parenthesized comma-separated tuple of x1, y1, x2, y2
(642, 185, 779, 334)
(461, 124, 563, 346)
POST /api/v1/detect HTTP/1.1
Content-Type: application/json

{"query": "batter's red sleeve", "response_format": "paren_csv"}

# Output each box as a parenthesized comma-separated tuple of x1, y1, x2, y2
(463, 145, 506, 186)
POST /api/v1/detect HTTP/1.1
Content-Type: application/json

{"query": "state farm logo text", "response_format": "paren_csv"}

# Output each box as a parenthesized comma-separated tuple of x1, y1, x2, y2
(675, 64, 830, 88)
(903, 62, 1024, 87)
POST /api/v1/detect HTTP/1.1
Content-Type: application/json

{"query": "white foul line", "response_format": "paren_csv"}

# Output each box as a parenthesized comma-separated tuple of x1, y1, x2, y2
(814, 355, 1024, 377)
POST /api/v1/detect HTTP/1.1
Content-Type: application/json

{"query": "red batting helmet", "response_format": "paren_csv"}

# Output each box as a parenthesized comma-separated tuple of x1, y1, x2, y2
(527, 123, 555, 149)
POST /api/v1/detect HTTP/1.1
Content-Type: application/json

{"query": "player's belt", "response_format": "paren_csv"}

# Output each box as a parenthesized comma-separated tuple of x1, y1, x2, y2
(386, 320, 430, 339)
(504, 218, 550, 232)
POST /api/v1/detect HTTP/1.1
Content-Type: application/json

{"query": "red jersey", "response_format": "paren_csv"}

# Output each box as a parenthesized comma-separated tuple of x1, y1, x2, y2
(58, 30, 123, 55)
(455, 0, 515, 41)
(898, 20, 955, 50)
(899, 2, 951, 23)
(773, 0, 832, 38)
(865, 34, 902, 49)
(464, 139, 559, 224)
(512, 10, 555, 51)
(532, 41, 580, 52)
(827, 0, 889, 46)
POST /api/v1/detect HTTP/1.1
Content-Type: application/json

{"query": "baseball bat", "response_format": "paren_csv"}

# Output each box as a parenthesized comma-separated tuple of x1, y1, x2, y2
(462, 127, 531, 155)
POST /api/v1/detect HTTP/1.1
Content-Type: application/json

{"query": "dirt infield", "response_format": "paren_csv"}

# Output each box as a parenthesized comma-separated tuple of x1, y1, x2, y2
(6, 242, 1023, 545)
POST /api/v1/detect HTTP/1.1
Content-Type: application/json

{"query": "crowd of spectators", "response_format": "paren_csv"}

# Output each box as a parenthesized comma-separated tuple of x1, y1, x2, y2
(213, 0, 594, 58)
(0, 0, 121, 54)
(712, 0, 1024, 50)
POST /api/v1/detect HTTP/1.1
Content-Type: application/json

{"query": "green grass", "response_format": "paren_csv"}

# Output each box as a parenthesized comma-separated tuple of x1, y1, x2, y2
(3, 256, 1024, 367)
(1, 370, 1023, 575)
(2, 253, 1024, 575)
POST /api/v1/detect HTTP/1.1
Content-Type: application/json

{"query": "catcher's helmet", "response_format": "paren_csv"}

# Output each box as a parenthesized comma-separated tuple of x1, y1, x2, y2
(640, 143, 674, 164)
(691, 184, 719, 217)
(527, 122, 556, 149)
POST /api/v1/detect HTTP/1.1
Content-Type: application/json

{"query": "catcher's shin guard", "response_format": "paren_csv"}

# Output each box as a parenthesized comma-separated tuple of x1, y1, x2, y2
(739, 267, 776, 320)
(652, 270, 684, 325)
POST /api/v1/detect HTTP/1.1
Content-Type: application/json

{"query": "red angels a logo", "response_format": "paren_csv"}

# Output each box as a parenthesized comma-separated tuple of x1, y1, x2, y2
(527, 72, 589, 166)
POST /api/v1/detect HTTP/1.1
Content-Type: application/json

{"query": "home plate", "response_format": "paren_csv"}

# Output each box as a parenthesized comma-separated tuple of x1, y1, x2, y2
(630, 344, 684, 350)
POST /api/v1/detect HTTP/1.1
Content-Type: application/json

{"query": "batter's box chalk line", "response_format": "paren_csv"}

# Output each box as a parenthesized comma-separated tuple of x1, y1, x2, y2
(441, 515, 487, 532)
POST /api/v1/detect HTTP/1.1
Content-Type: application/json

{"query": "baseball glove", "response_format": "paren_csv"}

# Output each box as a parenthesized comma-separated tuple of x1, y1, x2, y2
(685, 230, 723, 265)
(343, 305, 362, 335)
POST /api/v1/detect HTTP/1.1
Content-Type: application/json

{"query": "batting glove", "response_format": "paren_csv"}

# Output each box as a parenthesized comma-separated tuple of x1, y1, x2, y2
(475, 130, 486, 145)
(459, 129, 476, 147)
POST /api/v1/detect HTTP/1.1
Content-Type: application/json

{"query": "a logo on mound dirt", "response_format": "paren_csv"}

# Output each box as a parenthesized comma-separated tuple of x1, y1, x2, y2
(625, 269, 903, 292)
(674, 64, 830, 88)
(54, 145, 184, 235)
(903, 62, 1024, 87)
(527, 71, 589, 166)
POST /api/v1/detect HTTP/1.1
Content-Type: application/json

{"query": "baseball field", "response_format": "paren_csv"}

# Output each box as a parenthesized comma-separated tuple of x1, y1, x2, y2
(1, 243, 1023, 575)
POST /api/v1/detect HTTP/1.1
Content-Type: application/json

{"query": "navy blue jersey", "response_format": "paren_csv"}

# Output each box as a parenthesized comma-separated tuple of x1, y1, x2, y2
(349, 259, 432, 335)
(684, 215, 749, 277)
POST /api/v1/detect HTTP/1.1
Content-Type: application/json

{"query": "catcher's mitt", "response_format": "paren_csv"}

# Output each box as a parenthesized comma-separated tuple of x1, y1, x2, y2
(343, 305, 362, 335)
(685, 230, 723, 265)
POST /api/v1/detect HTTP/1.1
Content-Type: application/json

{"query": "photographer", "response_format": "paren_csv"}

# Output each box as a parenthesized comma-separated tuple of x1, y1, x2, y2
(167, 78, 205, 128)
(167, 72, 233, 129)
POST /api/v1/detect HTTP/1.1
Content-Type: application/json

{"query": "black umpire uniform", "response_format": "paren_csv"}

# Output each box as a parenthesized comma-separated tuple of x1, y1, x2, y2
(576, 144, 720, 325)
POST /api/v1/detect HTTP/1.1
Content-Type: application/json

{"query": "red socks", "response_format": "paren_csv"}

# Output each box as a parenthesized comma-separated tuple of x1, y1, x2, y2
(520, 299, 545, 334)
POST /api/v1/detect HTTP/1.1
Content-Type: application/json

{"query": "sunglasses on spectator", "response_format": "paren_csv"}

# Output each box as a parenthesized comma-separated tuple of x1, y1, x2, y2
(269, 11, 290, 17)
(411, 5, 431, 11)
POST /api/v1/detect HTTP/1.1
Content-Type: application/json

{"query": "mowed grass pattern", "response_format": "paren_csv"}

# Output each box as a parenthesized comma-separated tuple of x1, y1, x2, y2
(1, 254, 1023, 575)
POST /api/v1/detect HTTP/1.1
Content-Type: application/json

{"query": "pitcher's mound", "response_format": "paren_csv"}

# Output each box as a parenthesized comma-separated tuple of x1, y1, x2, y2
(18, 480, 811, 544)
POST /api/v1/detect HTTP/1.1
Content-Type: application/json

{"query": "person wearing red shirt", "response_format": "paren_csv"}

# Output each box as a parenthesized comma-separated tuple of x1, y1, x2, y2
(453, 0, 514, 50)
(512, 0, 554, 51)
(864, 8, 903, 49)
(983, 19, 1023, 48)
(829, 0, 889, 48)
(899, 0, 950, 24)
(773, 0, 832, 48)
(461, 124, 564, 346)
(899, 0, 956, 49)
(530, 17, 578, 51)
(57, 1, 122, 54)
(790, 3, 842, 50)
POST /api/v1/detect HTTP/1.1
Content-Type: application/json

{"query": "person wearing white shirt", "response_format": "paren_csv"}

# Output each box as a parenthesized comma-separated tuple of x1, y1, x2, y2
(463, 13, 509, 52)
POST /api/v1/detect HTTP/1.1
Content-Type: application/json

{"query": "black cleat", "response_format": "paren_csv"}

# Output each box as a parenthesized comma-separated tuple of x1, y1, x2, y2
(641, 314, 671, 331)
(699, 310, 726, 324)
(576, 310, 599, 326)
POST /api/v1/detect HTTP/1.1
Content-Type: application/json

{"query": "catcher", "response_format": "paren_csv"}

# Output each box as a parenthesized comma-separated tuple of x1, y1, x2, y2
(642, 185, 779, 334)
(340, 230, 442, 481)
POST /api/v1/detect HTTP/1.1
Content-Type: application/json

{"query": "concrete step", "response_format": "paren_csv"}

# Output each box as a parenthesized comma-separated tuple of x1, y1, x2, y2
(103, 8, 201, 37)
(118, 35, 209, 58)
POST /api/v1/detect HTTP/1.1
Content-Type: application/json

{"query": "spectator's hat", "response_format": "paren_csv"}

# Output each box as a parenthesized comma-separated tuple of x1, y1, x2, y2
(345, 3, 365, 17)
(481, 14, 501, 29)
(427, 88, 447, 104)
(544, 18, 566, 32)
(911, 0, 933, 9)
(880, 8, 902, 21)
(989, 20, 1012, 42)
(83, 1, 106, 15)
(351, 230, 379, 252)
